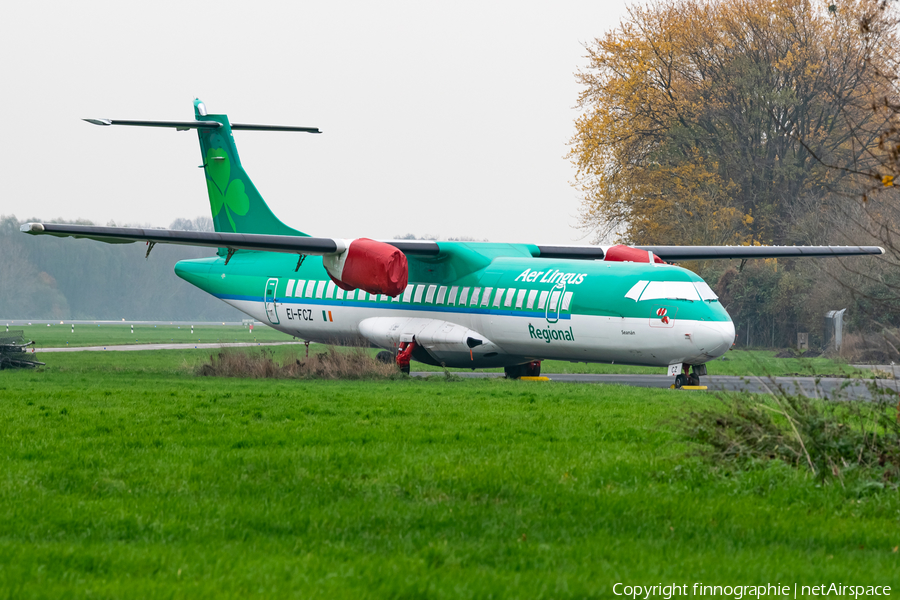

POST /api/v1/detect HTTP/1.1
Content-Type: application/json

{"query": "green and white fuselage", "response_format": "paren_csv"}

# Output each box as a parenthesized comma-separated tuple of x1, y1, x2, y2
(175, 247, 734, 369)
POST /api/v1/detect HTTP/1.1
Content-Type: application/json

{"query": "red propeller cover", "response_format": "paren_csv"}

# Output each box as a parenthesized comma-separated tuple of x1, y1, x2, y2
(604, 244, 665, 264)
(327, 238, 408, 297)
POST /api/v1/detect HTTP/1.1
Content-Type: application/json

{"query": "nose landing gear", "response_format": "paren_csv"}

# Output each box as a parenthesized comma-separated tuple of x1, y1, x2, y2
(673, 363, 707, 389)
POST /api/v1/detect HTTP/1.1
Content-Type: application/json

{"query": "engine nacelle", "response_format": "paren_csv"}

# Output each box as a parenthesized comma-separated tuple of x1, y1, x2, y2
(358, 317, 501, 367)
(604, 244, 665, 264)
(322, 238, 408, 297)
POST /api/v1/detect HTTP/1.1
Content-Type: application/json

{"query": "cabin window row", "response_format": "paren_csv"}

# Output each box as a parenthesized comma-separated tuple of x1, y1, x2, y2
(283, 279, 574, 312)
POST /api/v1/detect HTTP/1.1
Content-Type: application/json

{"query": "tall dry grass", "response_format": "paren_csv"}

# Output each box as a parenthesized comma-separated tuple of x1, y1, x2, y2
(682, 391, 900, 489)
(839, 331, 900, 364)
(197, 347, 399, 380)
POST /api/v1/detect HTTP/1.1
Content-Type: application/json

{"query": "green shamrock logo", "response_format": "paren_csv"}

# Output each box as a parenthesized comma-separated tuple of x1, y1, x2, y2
(205, 148, 249, 232)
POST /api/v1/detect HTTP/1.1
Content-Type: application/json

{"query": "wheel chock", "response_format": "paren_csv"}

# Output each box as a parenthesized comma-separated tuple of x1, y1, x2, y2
(670, 384, 708, 390)
(520, 376, 550, 381)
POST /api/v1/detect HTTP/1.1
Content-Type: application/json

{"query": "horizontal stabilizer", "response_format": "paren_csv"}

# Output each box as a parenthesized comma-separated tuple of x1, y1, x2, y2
(83, 119, 320, 133)
(230, 123, 321, 133)
(83, 119, 222, 130)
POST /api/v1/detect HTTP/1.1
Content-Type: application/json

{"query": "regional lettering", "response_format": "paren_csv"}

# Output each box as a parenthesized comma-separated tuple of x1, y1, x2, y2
(515, 268, 586, 285)
(528, 323, 574, 343)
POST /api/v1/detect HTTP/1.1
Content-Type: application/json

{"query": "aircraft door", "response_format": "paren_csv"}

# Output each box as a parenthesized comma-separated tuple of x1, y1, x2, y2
(545, 280, 566, 324)
(264, 278, 280, 324)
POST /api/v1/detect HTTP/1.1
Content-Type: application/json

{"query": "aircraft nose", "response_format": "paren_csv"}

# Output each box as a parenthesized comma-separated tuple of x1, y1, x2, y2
(697, 321, 735, 359)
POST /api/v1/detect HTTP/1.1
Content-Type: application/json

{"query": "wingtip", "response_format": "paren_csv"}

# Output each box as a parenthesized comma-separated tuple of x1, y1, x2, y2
(20, 223, 44, 234)
(83, 118, 112, 126)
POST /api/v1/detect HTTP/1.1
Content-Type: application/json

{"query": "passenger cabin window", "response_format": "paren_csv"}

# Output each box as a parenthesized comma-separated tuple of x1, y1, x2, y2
(491, 289, 502, 308)
(460, 287, 470, 305)
(425, 285, 437, 303)
(504, 288, 515, 308)
(526, 290, 538, 309)
(448, 286, 458, 305)
(414, 285, 425, 303)
(286, 279, 296, 297)
(437, 286, 447, 304)
(548, 290, 561, 311)
(515, 289, 526, 309)
(402, 284, 414, 303)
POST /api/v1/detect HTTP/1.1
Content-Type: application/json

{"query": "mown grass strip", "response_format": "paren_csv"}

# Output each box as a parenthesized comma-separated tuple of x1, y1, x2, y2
(0, 352, 897, 597)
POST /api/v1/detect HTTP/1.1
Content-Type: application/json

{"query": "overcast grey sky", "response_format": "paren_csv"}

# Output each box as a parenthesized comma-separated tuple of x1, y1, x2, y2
(1, 0, 628, 245)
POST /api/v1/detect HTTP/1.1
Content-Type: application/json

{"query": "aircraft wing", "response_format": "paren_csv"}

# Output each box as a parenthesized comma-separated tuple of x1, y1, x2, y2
(21, 223, 884, 261)
(19, 223, 440, 256)
(635, 245, 885, 260)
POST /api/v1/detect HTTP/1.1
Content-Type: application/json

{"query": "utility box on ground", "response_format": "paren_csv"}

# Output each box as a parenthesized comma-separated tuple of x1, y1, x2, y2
(797, 333, 809, 351)
(823, 309, 847, 352)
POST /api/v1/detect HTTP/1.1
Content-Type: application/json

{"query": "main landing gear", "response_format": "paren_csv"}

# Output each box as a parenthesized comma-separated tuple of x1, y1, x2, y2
(673, 363, 707, 389)
(395, 340, 418, 375)
(504, 361, 542, 379)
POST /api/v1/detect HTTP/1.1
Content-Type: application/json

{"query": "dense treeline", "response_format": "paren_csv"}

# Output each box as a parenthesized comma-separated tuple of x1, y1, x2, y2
(0, 215, 243, 321)
(570, 0, 900, 347)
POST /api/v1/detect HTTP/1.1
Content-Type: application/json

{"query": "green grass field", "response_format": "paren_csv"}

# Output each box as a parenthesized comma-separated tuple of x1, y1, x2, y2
(8, 323, 294, 348)
(0, 350, 897, 598)
(10, 320, 869, 378)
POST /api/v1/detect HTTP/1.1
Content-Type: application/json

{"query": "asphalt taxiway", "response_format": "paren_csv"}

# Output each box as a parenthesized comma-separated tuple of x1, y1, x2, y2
(412, 372, 900, 400)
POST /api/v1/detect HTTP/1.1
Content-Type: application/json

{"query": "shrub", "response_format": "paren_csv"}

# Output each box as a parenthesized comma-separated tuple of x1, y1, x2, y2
(197, 346, 399, 380)
(682, 391, 900, 489)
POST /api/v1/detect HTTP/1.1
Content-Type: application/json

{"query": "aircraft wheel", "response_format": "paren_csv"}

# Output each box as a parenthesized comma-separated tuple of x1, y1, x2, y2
(375, 350, 393, 364)
(525, 361, 541, 377)
(688, 373, 701, 386)
(674, 373, 688, 389)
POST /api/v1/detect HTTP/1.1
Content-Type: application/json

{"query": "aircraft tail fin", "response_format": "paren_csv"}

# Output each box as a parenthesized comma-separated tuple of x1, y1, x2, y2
(192, 99, 315, 236)
(84, 99, 321, 237)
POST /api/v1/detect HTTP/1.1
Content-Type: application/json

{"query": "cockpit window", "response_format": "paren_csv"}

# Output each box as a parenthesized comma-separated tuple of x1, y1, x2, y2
(693, 281, 718, 301)
(625, 280, 649, 301)
(638, 281, 701, 301)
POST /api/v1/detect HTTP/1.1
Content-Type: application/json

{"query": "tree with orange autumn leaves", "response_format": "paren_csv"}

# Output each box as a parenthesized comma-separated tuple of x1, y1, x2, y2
(570, 0, 898, 248)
